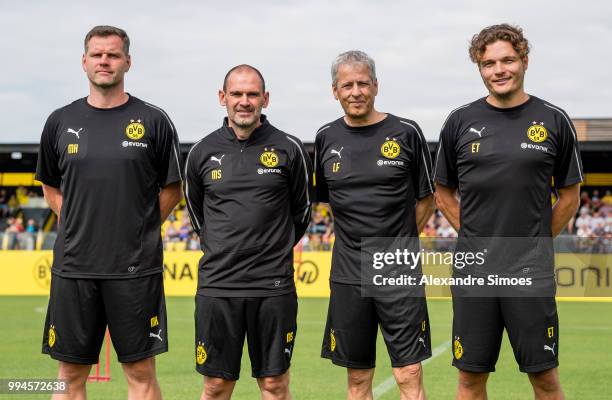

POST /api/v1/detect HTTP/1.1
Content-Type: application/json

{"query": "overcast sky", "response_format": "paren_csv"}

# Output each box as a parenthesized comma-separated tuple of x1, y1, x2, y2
(1, 1, 611, 144)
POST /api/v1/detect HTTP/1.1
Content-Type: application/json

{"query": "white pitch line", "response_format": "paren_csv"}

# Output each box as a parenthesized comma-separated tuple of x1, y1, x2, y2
(373, 340, 451, 399)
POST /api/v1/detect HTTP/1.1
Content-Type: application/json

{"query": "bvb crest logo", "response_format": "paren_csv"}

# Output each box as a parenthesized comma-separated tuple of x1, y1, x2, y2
(48, 325, 56, 348)
(527, 122, 548, 143)
(453, 337, 463, 360)
(125, 119, 146, 140)
(196, 341, 207, 365)
(260, 148, 279, 167)
(330, 329, 336, 352)
(421, 320, 427, 332)
(380, 137, 401, 159)
(33, 256, 52, 289)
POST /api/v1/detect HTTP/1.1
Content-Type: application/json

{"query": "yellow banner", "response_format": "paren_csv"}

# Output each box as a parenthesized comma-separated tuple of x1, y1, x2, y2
(0, 251, 609, 298)
(0, 251, 332, 297)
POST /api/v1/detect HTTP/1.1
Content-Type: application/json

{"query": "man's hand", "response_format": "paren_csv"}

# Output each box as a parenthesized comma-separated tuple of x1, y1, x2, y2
(159, 182, 182, 222)
(42, 184, 63, 223)
(434, 183, 460, 232)
(415, 194, 435, 233)
(552, 183, 580, 237)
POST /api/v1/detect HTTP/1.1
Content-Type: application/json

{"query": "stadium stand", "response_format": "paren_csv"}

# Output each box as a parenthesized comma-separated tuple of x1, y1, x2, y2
(1, 118, 611, 252)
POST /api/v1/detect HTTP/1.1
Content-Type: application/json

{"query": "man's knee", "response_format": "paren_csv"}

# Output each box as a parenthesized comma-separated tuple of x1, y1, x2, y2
(258, 374, 290, 396)
(57, 361, 91, 385)
(347, 368, 374, 389)
(529, 369, 562, 394)
(204, 377, 234, 398)
(394, 363, 423, 387)
(458, 370, 489, 391)
(122, 357, 157, 383)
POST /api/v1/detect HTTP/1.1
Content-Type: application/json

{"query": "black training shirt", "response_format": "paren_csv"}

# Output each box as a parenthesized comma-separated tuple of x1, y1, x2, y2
(434, 96, 583, 277)
(184, 116, 313, 297)
(315, 114, 433, 284)
(36, 95, 182, 278)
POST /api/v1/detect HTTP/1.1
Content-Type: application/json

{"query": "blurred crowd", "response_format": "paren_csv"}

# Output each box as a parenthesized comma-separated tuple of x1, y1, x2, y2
(160, 203, 336, 251)
(422, 211, 457, 238)
(2, 186, 611, 252)
(160, 190, 611, 252)
(0, 187, 43, 218)
(301, 203, 334, 251)
(161, 208, 200, 251)
(571, 190, 612, 238)
(1, 187, 43, 250)
(563, 190, 612, 253)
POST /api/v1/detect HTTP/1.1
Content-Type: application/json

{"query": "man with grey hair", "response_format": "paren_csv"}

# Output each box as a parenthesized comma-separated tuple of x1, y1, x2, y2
(316, 50, 435, 399)
(37, 25, 182, 399)
(330, 50, 377, 86)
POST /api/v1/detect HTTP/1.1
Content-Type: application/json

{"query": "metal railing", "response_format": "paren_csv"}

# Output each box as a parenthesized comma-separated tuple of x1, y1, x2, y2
(1, 233, 610, 253)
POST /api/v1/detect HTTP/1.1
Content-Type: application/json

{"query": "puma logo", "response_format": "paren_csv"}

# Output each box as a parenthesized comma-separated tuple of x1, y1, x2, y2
(66, 128, 83, 139)
(149, 329, 163, 342)
(330, 147, 343, 159)
(544, 343, 556, 356)
(211, 155, 225, 165)
(469, 127, 485, 137)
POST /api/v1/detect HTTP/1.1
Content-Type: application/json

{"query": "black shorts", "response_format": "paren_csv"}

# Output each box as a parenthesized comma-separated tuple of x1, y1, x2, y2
(321, 282, 431, 369)
(42, 273, 167, 364)
(452, 296, 559, 373)
(194, 293, 298, 380)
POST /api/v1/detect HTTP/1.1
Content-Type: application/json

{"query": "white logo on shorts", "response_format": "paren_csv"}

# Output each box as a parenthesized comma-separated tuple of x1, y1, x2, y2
(544, 343, 556, 356)
(149, 329, 163, 342)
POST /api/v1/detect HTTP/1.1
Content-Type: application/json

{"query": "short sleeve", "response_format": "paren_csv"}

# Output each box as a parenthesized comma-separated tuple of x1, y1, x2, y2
(433, 113, 459, 188)
(35, 110, 62, 188)
(553, 112, 584, 188)
(154, 110, 182, 187)
(407, 121, 434, 199)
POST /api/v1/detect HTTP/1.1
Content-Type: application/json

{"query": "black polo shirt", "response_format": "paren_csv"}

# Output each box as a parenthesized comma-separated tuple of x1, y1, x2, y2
(315, 114, 433, 284)
(36, 95, 182, 278)
(434, 96, 583, 277)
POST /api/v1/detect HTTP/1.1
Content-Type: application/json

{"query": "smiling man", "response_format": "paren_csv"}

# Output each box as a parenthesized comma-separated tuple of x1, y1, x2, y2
(37, 26, 182, 400)
(184, 64, 312, 400)
(315, 51, 435, 400)
(434, 24, 583, 400)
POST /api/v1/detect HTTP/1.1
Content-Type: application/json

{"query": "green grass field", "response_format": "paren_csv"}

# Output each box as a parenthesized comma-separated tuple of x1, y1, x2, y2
(0, 297, 610, 399)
